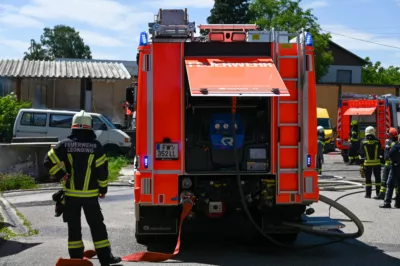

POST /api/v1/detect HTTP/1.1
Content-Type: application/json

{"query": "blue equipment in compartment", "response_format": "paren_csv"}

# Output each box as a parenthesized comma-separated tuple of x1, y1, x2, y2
(209, 114, 244, 150)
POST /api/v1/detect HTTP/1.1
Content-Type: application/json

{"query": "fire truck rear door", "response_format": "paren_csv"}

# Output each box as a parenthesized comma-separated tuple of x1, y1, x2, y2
(344, 107, 376, 116)
(184, 57, 289, 96)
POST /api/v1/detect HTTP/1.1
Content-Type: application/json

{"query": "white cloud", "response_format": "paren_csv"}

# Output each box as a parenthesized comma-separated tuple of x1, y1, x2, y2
(302, 1, 329, 10)
(0, 38, 29, 54)
(0, 14, 43, 28)
(322, 24, 400, 51)
(19, 0, 153, 32)
(91, 52, 121, 60)
(146, 0, 214, 8)
(79, 30, 126, 47)
(0, 4, 43, 28)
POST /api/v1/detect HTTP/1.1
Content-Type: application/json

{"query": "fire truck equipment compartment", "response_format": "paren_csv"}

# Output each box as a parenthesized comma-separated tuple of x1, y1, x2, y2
(343, 107, 376, 116)
(185, 57, 289, 97)
(185, 94, 271, 172)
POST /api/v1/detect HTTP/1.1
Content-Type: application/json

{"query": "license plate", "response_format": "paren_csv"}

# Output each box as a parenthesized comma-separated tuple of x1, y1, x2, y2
(252, 34, 260, 40)
(155, 143, 178, 160)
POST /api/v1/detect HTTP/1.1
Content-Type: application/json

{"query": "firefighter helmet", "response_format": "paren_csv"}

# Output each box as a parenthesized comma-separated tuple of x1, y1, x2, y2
(365, 126, 375, 136)
(71, 110, 92, 130)
(351, 120, 358, 126)
(317, 126, 324, 133)
(389, 127, 398, 138)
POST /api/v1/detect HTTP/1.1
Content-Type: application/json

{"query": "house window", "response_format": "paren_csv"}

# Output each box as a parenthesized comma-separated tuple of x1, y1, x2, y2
(49, 114, 73, 128)
(20, 112, 47, 127)
(336, 70, 352, 83)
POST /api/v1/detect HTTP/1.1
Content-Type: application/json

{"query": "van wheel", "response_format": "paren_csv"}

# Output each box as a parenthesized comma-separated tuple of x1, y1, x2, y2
(104, 145, 122, 157)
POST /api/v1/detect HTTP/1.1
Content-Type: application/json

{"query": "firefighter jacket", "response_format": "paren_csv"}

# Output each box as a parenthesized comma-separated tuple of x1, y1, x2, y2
(359, 135, 382, 166)
(349, 126, 359, 142)
(389, 142, 400, 165)
(43, 130, 109, 198)
(384, 137, 397, 165)
(318, 131, 325, 141)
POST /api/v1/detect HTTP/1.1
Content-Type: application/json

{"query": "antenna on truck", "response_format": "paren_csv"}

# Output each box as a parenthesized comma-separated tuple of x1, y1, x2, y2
(148, 8, 196, 42)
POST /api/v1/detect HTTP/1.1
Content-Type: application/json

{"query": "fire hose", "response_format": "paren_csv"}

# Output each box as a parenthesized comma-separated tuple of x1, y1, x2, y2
(229, 105, 364, 250)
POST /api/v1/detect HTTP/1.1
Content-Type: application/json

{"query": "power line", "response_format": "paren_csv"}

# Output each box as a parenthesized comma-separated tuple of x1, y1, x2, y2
(321, 29, 400, 50)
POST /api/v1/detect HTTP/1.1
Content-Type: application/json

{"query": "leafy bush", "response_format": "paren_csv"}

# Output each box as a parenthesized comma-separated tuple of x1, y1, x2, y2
(108, 156, 129, 182)
(0, 172, 37, 191)
(0, 92, 31, 142)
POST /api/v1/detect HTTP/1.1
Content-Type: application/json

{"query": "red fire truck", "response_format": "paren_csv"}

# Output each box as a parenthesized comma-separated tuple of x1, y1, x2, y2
(336, 93, 400, 163)
(132, 8, 329, 245)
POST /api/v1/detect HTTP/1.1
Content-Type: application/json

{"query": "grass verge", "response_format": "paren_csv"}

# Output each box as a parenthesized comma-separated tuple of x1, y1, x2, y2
(0, 195, 39, 240)
(108, 156, 129, 182)
(0, 172, 37, 192)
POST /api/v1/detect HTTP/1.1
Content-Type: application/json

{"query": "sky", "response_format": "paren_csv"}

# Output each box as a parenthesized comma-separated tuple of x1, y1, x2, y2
(1, 0, 400, 67)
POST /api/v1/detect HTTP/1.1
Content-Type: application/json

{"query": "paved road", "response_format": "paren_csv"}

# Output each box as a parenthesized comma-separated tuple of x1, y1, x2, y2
(1, 155, 400, 266)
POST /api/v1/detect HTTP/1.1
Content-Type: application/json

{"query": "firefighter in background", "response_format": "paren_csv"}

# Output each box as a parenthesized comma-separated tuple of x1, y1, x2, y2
(375, 127, 398, 200)
(43, 110, 121, 266)
(317, 126, 325, 164)
(317, 128, 324, 175)
(348, 120, 360, 165)
(380, 134, 400, 208)
(359, 126, 382, 198)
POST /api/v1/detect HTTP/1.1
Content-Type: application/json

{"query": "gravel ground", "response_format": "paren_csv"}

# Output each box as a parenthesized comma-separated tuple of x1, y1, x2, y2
(0, 155, 399, 266)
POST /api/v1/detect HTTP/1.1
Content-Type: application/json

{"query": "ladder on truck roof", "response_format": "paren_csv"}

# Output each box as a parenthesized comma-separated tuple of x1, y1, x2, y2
(274, 29, 308, 203)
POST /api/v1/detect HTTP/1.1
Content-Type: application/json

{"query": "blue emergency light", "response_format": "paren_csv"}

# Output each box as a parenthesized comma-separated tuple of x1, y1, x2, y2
(307, 155, 312, 167)
(305, 32, 313, 46)
(139, 31, 148, 46)
(144, 156, 149, 168)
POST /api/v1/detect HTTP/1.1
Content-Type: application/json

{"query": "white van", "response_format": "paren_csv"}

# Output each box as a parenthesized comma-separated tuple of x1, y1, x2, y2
(13, 108, 132, 155)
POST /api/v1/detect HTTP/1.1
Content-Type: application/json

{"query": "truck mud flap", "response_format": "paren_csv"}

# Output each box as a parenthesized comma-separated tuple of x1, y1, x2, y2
(136, 219, 178, 235)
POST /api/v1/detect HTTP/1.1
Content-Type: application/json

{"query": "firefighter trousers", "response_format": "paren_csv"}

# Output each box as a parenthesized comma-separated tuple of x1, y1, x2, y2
(384, 166, 400, 205)
(348, 141, 360, 163)
(63, 197, 113, 263)
(364, 165, 381, 197)
(317, 154, 323, 175)
(379, 164, 391, 194)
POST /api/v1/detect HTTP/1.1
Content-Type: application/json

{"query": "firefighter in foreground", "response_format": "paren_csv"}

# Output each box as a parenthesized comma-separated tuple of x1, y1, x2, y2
(317, 126, 325, 174)
(380, 134, 400, 208)
(375, 127, 398, 200)
(43, 110, 121, 266)
(359, 126, 382, 198)
(348, 120, 360, 165)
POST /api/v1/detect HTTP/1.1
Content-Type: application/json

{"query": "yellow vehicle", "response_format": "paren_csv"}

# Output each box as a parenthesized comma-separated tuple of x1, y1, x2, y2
(317, 107, 336, 153)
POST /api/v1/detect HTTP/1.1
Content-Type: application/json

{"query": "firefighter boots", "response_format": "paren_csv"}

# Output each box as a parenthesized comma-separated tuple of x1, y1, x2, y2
(99, 250, 121, 266)
(379, 202, 391, 208)
(374, 192, 385, 200)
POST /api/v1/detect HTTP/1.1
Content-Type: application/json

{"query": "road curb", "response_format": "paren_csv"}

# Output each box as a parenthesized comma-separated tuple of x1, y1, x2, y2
(0, 194, 27, 235)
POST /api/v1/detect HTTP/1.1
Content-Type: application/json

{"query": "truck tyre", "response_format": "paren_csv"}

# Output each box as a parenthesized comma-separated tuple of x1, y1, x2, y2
(269, 233, 298, 244)
(342, 154, 349, 163)
(135, 233, 153, 245)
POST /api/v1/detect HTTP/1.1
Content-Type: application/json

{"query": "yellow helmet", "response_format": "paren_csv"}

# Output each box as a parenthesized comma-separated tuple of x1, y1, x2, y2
(365, 126, 375, 136)
(71, 110, 92, 130)
(351, 120, 358, 126)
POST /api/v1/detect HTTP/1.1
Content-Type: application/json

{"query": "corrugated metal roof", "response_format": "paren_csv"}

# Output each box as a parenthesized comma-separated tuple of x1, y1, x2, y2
(0, 59, 132, 79)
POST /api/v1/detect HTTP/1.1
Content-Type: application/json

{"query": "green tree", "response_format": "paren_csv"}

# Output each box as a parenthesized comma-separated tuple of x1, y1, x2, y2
(0, 93, 31, 142)
(23, 25, 92, 60)
(362, 57, 400, 85)
(250, 0, 333, 81)
(207, 0, 253, 24)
